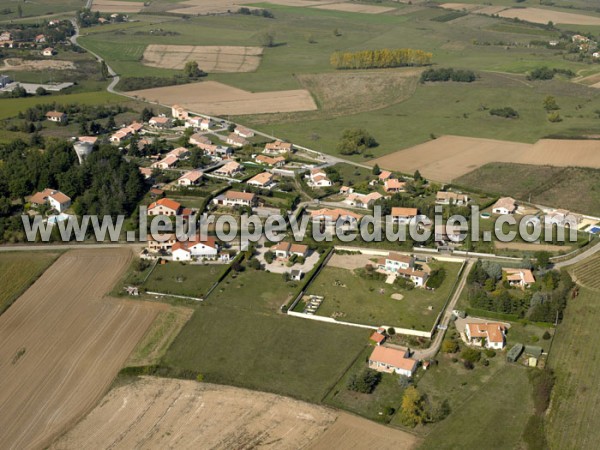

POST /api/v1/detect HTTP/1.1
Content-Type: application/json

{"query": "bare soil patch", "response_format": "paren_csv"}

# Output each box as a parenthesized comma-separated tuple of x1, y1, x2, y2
(497, 7, 600, 26)
(52, 377, 419, 450)
(1, 57, 76, 71)
(91, 0, 145, 13)
(0, 249, 161, 450)
(518, 139, 600, 168)
(494, 241, 573, 252)
(128, 80, 317, 115)
(167, 0, 249, 15)
(439, 2, 483, 12)
(369, 135, 533, 183)
(311, 2, 396, 14)
(142, 44, 263, 72)
(328, 252, 377, 270)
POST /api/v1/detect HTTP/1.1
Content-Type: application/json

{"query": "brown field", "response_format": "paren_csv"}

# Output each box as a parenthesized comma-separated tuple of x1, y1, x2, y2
(494, 241, 573, 252)
(497, 7, 600, 25)
(167, 0, 249, 15)
(576, 73, 600, 88)
(52, 377, 419, 450)
(1, 58, 76, 71)
(142, 45, 263, 72)
(91, 0, 145, 13)
(311, 2, 396, 14)
(370, 135, 600, 182)
(128, 80, 317, 115)
(0, 249, 161, 450)
(328, 252, 376, 270)
(439, 3, 482, 12)
(476, 5, 509, 15)
(369, 135, 532, 182)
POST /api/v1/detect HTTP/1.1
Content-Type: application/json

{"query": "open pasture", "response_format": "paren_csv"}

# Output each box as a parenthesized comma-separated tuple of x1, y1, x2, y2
(0, 249, 160, 449)
(142, 44, 263, 72)
(497, 7, 600, 26)
(127, 80, 317, 115)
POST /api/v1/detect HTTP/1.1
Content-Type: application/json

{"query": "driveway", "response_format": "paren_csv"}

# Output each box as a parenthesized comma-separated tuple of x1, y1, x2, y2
(255, 246, 320, 274)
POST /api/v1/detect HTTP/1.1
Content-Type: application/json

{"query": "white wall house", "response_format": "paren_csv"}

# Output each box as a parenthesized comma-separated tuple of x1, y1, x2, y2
(172, 237, 219, 261)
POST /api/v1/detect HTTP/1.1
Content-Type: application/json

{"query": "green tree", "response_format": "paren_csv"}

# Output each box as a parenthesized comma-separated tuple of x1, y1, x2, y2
(372, 164, 381, 176)
(442, 339, 459, 353)
(535, 250, 551, 269)
(100, 60, 109, 80)
(35, 86, 48, 96)
(336, 128, 378, 155)
(183, 60, 204, 78)
(543, 95, 559, 111)
(258, 31, 275, 48)
(400, 387, 427, 427)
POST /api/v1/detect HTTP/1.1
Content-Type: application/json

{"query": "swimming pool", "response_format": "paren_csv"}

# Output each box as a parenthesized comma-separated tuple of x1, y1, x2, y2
(47, 213, 70, 224)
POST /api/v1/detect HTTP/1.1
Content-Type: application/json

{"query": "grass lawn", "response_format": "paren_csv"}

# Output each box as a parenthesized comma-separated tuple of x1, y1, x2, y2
(546, 286, 600, 449)
(0, 251, 60, 314)
(455, 163, 600, 218)
(304, 262, 461, 331)
(324, 345, 406, 423)
(142, 262, 224, 297)
(162, 302, 369, 402)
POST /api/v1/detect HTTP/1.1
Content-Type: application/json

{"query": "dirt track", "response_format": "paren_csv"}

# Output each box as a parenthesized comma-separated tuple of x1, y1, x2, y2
(52, 377, 419, 449)
(0, 249, 161, 450)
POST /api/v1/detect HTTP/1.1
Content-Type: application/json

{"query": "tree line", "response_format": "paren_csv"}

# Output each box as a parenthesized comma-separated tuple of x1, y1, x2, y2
(330, 48, 432, 70)
(420, 68, 477, 83)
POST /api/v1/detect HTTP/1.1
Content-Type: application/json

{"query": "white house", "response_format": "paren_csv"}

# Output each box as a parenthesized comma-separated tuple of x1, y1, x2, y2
(384, 179, 406, 193)
(234, 126, 254, 138)
(149, 116, 172, 129)
(381, 252, 414, 272)
(177, 170, 203, 186)
(256, 154, 285, 167)
(42, 47, 55, 56)
(390, 207, 418, 224)
(46, 111, 67, 123)
(492, 197, 517, 215)
(226, 133, 248, 148)
(344, 192, 383, 209)
(171, 104, 188, 120)
(271, 241, 308, 259)
(465, 322, 506, 350)
(213, 190, 257, 208)
(436, 191, 469, 206)
(307, 168, 332, 187)
(171, 236, 219, 261)
(147, 198, 181, 216)
(368, 346, 417, 377)
(263, 140, 293, 155)
(214, 161, 243, 177)
(503, 268, 536, 288)
(247, 172, 274, 188)
(30, 189, 71, 212)
(151, 154, 178, 170)
(545, 209, 582, 228)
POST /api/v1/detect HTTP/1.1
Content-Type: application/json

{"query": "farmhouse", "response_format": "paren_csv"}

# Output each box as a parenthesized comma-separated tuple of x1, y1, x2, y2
(171, 104, 188, 120)
(227, 133, 248, 148)
(465, 322, 506, 350)
(247, 172, 274, 188)
(436, 191, 469, 206)
(264, 140, 293, 155)
(344, 192, 383, 209)
(256, 154, 285, 167)
(384, 179, 406, 193)
(492, 197, 518, 215)
(271, 241, 309, 259)
(234, 126, 254, 138)
(177, 170, 203, 186)
(172, 236, 219, 261)
(30, 188, 71, 212)
(213, 190, 257, 208)
(147, 198, 181, 216)
(390, 207, 418, 224)
(46, 111, 67, 123)
(503, 268, 536, 288)
(368, 346, 417, 377)
(149, 117, 172, 129)
(214, 161, 243, 177)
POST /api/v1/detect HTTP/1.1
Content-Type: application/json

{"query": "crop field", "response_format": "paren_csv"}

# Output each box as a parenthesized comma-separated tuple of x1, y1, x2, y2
(311, 2, 397, 14)
(91, 0, 145, 13)
(0, 249, 161, 449)
(497, 7, 600, 26)
(127, 80, 317, 115)
(546, 287, 600, 449)
(142, 45, 263, 72)
(303, 261, 461, 331)
(572, 254, 600, 290)
(0, 251, 59, 314)
(455, 163, 600, 217)
(52, 377, 419, 450)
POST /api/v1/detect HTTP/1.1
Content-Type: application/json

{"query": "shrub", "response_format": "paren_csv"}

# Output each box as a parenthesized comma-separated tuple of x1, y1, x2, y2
(336, 128, 378, 155)
(442, 339, 459, 353)
(420, 68, 476, 83)
(264, 251, 274, 264)
(542, 330, 552, 340)
(484, 348, 496, 358)
(426, 267, 446, 289)
(490, 107, 519, 119)
(347, 369, 382, 394)
(461, 347, 481, 363)
(547, 112, 562, 122)
(463, 360, 474, 370)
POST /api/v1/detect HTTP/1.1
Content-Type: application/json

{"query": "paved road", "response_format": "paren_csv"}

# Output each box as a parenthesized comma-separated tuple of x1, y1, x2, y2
(412, 259, 474, 360)
(553, 239, 600, 269)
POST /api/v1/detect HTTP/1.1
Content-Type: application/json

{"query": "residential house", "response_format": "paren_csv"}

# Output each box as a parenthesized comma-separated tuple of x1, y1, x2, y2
(212, 190, 257, 208)
(380, 252, 414, 272)
(503, 268, 536, 288)
(465, 322, 506, 350)
(177, 170, 203, 187)
(35, 34, 46, 43)
(139, 167, 153, 180)
(434, 224, 467, 243)
(148, 233, 177, 252)
(172, 235, 219, 261)
(384, 179, 406, 193)
(234, 126, 254, 138)
(545, 209, 583, 228)
(149, 116, 172, 129)
(572, 34, 590, 43)
(339, 186, 354, 195)
(110, 129, 130, 144)
(78, 136, 97, 145)
(390, 207, 418, 224)
(149, 188, 164, 199)
(151, 154, 178, 170)
(226, 133, 248, 148)
(370, 330, 386, 346)
(263, 140, 293, 155)
(30, 188, 71, 212)
(593, 52, 600, 59)
(214, 161, 243, 177)
(171, 104, 188, 120)
(166, 147, 189, 159)
(309, 208, 362, 229)
(492, 197, 518, 215)
(271, 241, 308, 259)
(190, 133, 212, 146)
(436, 191, 469, 206)
(0, 32, 12, 41)
(307, 168, 332, 188)
(147, 198, 181, 216)
(42, 47, 55, 56)
(368, 346, 417, 377)
(256, 154, 285, 167)
(247, 172, 274, 188)
(344, 192, 383, 209)
(378, 170, 392, 181)
(46, 111, 67, 123)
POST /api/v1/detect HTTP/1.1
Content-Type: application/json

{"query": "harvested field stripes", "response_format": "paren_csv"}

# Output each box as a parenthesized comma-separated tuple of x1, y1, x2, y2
(572, 254, 600, 290)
